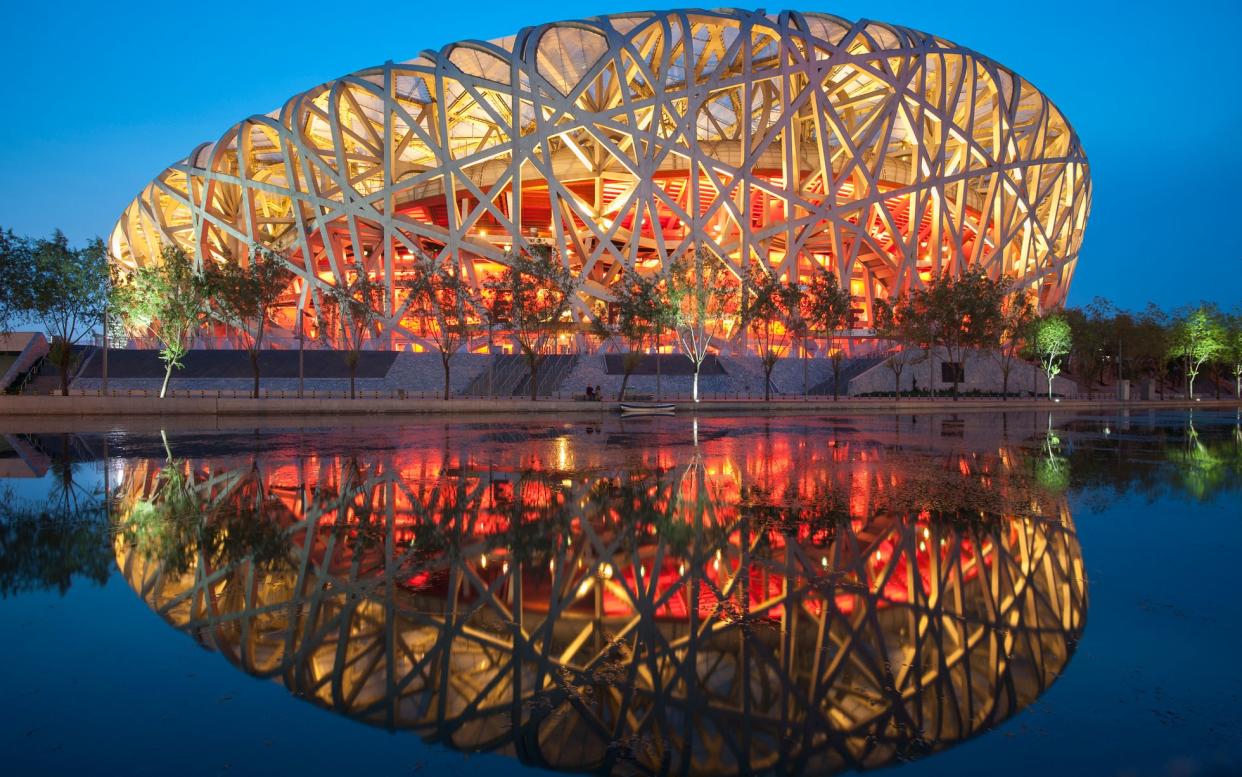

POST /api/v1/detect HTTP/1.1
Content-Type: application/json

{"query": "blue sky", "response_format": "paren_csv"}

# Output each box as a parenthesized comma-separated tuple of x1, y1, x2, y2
(1, 0, 1237, 311)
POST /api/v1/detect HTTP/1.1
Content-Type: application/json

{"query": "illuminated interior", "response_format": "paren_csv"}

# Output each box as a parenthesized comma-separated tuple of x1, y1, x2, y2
(109, 8, 1091, 350)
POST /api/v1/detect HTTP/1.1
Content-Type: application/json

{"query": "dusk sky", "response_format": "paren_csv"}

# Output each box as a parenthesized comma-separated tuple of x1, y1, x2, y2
(1, 0, 1237, 311)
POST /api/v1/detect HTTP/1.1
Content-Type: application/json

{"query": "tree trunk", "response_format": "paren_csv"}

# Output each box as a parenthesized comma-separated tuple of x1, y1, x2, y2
(350, 359, 357, 399)
(1001, 368, 1009, 401)
(832, 359, 841, 401)
(763, 361, 773, 402)
(60, 361, 70, 396)
(250, 350, 260, 398)
(692, 363, 700, 402)
(529, 356, 539, 401)
(160, 362, 173, 399)
(442, 353, 452, 400)
(950, 350, 960, 400)
(619, 370, 632, 403)
(802, 337, 808, 397)
(655, 338, 662, 401)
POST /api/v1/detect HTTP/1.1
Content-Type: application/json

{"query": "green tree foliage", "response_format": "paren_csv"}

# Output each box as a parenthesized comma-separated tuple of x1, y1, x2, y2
(773, 277, 812, 396)
(1167, 305, 1224, 399)
(990, 289, 1037, 400)
(484, 243, 577, 400)
(0, 227, 29, 334)
(669, 249, 740, 402)
(110, 245, 210, 398)
(804, 269, 854, 400)
(403, 250, 477, 400)
(746, 268, 789, 401)
(921, 269, 1005, 399)
(11, 231, 109, 394)
(873, 295, 927, 395)
(319, 261, 385, 399)
(1221, 310, 1242, 399)
(1032, 314, 1072, 399)
(203, 248, 293, 398)
(595, 268, 672, 401)
(1132, 304, 1171, 394)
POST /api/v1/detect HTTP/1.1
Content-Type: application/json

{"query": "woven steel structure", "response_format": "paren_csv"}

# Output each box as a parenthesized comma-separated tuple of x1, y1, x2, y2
(109, 8, 1091, 348)
(113, 417, 1085, 773)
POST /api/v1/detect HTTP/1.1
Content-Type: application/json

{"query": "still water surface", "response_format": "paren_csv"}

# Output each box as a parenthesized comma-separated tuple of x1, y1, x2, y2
(0, 410, 1238, 776)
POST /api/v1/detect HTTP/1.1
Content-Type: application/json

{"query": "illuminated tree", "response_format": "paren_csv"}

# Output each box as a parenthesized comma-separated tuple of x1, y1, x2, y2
(484, 243, 577, 401)
(319, 262, 384, 399)
(990, 289, 1036, 399)
(668, 249, 740, 402)
(594, 268, 669, 402)
(1168, 305, 1224, 399)
(15, 231, 109, 395)
(110, 245, 209, 398)
(873, 296, 927, 396)
(774, 277, 812, 396)
(1032, 314, 1073, 399)
(1222, 310, 1242, 399)
(403, 251, 477, 400)
(923, 269, 1005, 400)
(804, 269, 854, 400)
(746, 269, 790, 402)
(204, 248, 294, 398)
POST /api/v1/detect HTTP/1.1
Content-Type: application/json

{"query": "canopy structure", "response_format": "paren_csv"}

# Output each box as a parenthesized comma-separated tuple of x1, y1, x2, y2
(109, 8, 1091, 349)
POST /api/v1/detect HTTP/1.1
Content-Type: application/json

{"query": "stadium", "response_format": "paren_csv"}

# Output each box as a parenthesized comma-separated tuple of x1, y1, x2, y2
(108, 7, 1091, 351)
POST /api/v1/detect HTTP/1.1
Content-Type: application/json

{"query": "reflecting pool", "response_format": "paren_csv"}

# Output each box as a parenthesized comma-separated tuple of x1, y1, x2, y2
(1, 410, 1239, 776)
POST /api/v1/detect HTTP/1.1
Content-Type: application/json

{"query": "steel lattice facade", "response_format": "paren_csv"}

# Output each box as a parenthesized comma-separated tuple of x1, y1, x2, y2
(109, 7, 1091, 348)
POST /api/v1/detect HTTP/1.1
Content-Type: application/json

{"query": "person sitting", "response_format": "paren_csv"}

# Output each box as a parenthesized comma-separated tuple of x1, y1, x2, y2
(585, 385, 595, 401)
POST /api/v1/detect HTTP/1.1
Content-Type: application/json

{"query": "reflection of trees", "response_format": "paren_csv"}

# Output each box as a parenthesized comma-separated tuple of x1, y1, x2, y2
(1053, 412, 1242, 505)
(114, 432, 1086, 776)
(0, 438, 110, 597)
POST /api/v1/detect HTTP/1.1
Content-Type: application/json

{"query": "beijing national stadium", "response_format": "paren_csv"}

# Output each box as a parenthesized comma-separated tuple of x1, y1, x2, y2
(107, 7, 1091, 350)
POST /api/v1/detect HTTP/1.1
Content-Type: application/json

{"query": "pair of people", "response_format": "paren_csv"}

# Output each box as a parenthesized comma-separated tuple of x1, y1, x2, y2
(584, 385, 603, 401)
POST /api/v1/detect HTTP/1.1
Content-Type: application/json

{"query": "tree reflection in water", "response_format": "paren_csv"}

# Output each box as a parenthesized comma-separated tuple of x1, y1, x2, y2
(108, 415, 1089, 776)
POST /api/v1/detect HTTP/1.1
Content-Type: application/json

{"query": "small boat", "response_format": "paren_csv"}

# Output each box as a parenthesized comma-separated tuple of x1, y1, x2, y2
(620, 402, 676, 416)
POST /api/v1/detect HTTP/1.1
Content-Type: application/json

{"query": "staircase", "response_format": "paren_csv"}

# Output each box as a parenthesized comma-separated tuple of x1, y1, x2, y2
(462, 354, 580, 397)
(808, 356, 886, 396)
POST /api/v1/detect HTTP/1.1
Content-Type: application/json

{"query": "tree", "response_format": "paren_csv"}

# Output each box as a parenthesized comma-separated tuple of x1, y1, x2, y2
(990, 288, 1036, 399)
(668, 249, 740, 402)
(873, 296, 926, 395)
(0, 227, 29, 334)
(594, 268, 668, 402)
(804, 269, 854, 400)
(403, 250, 477, 400)
(319, 261, 384, 399)
(14, 231, 109, 395)
(774, 277, 812, 396)
(484, 243, 577, 401)
(1131, 304, 1171, 397)
(1168, 305, 1224, 399)
(111, 245, 211, 398)
(922, 269, 1005, 400)
(203, 248, 293, 398)
(1221, 310, 1242, 399)
(1031, 314, 1072, 399)
(746, 269, 790, 401)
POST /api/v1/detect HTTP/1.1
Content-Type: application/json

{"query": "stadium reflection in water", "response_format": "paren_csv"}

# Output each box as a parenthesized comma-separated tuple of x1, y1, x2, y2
(111, 415, 1086, 776)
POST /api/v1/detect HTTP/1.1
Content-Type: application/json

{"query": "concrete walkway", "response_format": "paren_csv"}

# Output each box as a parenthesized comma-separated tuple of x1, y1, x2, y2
(1, 394, 1238, 417)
